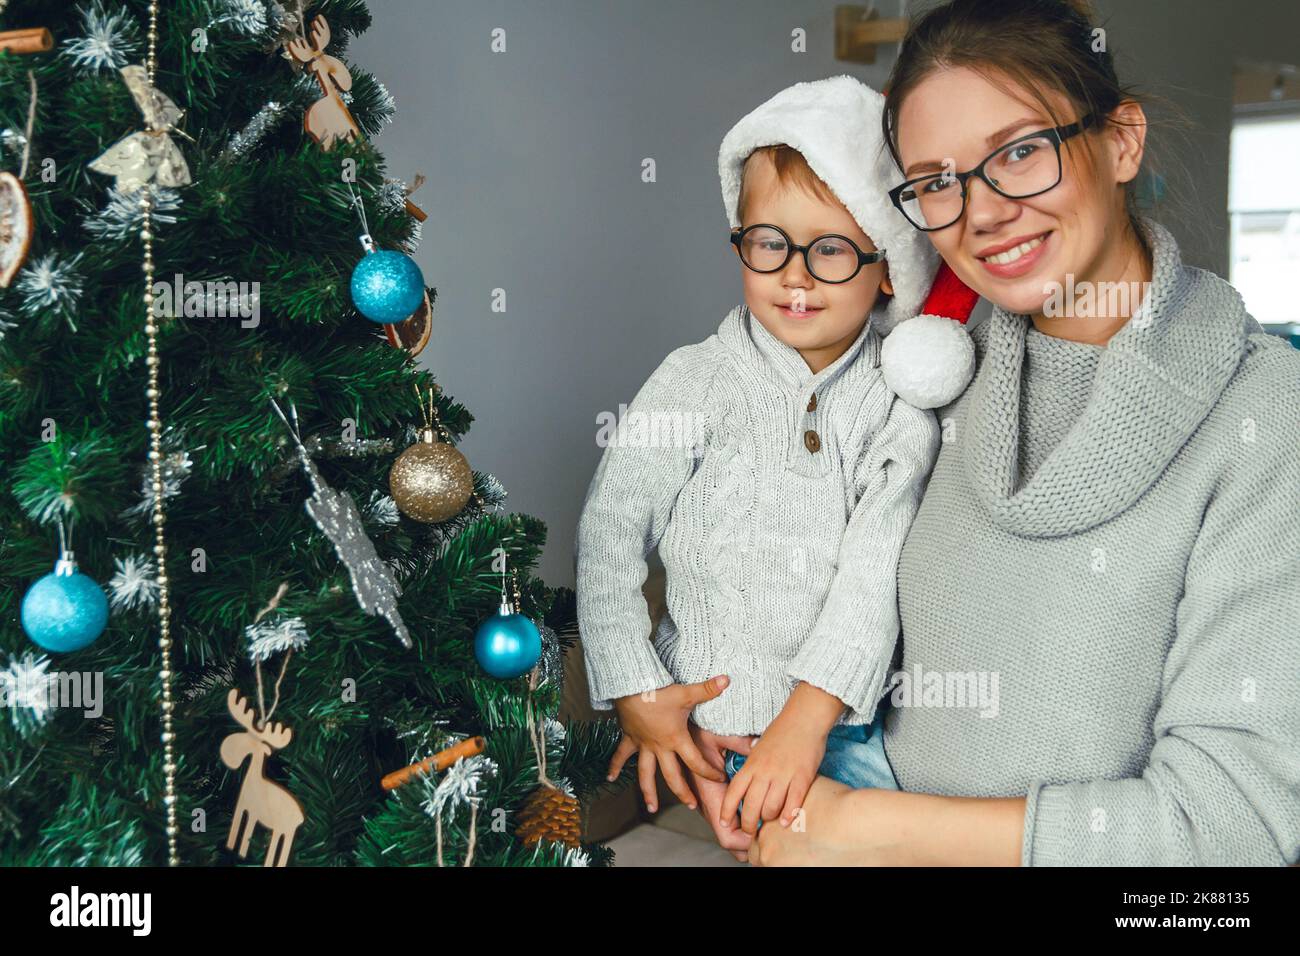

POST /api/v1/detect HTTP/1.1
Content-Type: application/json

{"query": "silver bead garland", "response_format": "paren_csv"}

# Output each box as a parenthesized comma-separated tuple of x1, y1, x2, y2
(141, 0, 180, 868)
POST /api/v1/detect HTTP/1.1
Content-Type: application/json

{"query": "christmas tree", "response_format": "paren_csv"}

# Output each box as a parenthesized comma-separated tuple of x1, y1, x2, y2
(0, 0, 621, 867)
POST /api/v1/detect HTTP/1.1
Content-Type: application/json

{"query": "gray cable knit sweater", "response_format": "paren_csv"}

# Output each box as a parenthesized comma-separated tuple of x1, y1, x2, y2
(576, 305, 937, 735)
(891, 219, 1300, 866)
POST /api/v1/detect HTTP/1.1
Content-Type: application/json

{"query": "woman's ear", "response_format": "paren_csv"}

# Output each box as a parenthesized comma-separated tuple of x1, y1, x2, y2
(880, 265, 894, 297)
(1108, 99, 1148, 186)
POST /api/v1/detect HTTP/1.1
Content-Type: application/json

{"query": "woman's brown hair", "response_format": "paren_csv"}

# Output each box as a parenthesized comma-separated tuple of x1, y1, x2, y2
(880, 0, 1161, 245)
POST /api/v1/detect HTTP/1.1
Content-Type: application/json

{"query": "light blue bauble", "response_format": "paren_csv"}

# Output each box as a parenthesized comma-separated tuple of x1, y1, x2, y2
(474, 609, 542, 679)
(21, 563, 109, 653)
(350, 249, 425, 324)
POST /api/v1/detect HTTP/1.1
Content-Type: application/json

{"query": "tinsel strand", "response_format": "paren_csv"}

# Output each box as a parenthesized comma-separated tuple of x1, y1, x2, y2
(220, 100, 288, 160)
(19, 71, 35, 179)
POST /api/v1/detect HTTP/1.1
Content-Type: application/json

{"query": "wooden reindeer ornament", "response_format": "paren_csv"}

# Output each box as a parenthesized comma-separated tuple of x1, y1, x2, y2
(221, 688, 305, 867)
(286, 15, 360, 150)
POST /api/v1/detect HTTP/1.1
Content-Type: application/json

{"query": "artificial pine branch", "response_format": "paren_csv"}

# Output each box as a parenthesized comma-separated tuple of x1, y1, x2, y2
(0, 0, 617, 867)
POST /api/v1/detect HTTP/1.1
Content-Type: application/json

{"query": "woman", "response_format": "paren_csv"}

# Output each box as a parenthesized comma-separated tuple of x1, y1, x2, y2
(746, 0, 1300, 865)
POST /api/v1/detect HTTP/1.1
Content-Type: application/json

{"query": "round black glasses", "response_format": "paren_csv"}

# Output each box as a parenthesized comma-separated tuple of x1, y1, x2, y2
(888, 113, 1101, 231)
(729, 224, 886, 284)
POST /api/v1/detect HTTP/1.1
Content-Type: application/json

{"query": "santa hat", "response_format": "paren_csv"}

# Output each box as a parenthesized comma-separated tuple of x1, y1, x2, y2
(718, 75, 977, 409)
(880, 262, 979, 408)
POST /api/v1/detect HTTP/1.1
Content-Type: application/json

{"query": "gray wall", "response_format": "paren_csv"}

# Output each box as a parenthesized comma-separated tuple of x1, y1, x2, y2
(353, 1, 1299, 589)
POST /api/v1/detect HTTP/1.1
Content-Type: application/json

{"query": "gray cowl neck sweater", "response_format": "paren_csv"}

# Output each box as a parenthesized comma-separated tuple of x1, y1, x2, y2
(890, 218, 1300, 865)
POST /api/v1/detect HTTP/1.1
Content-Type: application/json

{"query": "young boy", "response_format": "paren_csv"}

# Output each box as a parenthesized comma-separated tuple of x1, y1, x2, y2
(574, 76, 974, 852)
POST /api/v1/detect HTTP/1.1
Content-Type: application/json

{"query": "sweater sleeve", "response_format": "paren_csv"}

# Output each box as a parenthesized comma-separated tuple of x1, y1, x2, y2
(575, 348, 713, 711)
(1021, 374, 1300, 866)
(786, 391, 939, 719)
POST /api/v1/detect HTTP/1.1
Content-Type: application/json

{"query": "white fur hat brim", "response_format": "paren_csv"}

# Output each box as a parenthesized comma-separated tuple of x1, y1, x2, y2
(718, 75, 937, 335)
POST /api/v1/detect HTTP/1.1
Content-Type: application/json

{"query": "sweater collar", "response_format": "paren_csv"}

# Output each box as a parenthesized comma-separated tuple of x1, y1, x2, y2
(963, 218, 1250, 538)
(717, 303, 877, 398)
(717, 304, 880, 478)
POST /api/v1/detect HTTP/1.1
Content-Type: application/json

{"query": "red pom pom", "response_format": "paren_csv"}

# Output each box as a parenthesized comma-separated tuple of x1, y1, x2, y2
(920, 262, 979, 325)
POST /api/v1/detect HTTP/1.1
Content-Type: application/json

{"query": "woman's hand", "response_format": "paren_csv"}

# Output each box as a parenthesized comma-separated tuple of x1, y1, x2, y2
(748, 775, 866, 866)
(608, 675, 732, 812)
(684, 724, 756, 861)
(750, 778, 1027, 866)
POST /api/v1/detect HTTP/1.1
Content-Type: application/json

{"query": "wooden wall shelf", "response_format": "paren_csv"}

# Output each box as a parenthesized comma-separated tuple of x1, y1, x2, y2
(835, 5, 909, 65)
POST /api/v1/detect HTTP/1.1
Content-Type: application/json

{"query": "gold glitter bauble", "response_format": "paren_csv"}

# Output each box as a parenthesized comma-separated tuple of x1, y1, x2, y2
(389, 436, 473, 523)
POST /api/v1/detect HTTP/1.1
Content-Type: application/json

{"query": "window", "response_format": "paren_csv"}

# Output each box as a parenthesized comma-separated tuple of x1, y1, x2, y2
(1229, 111, 1300, 343)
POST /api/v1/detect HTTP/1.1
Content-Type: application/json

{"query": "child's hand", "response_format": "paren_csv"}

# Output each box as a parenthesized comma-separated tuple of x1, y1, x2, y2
(608, 675, 732, 812)
(686, 723, 757, 861)
(720, 682, 845, 835)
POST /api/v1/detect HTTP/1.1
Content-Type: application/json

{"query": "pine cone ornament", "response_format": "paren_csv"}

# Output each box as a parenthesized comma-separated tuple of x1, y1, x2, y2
(516, 784, 582, 848)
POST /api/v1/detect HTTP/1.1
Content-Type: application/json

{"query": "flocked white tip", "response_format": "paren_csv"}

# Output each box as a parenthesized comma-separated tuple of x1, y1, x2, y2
(880, 314, 976, 410)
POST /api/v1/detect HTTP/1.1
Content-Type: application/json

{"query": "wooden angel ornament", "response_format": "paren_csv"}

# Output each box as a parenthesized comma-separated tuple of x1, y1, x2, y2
(286, 15, 361, 149)
(220, 689, 305, 867)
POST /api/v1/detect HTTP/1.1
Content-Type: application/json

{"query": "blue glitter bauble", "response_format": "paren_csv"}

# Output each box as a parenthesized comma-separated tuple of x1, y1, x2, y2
(350, 250, 425, 324)
(21, 567, 109, 653)
(474, 610, 542, 679)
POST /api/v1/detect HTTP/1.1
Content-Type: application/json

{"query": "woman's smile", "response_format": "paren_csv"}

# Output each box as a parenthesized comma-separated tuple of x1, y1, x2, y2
(974, 229, 1054, 279)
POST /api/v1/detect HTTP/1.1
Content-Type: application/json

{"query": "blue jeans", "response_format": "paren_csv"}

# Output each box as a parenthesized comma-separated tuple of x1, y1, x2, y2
(723, 704, 899, 826)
